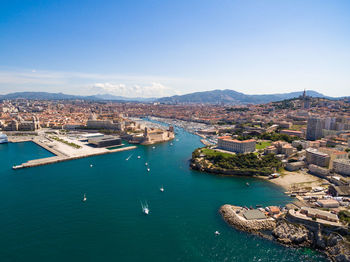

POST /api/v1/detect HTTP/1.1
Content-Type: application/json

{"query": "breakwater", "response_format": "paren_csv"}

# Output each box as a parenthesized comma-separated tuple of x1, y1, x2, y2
(13, 145, 136, 169)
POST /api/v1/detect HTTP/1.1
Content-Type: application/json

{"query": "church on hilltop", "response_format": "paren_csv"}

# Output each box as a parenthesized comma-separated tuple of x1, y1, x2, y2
(300, 89, 311, 109)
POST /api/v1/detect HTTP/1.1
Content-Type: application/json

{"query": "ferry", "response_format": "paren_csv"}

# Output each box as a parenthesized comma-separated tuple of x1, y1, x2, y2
(0, 132, 8, 144)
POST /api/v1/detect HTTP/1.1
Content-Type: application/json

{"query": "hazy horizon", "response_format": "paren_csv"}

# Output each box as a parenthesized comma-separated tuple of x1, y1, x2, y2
(1, 0, 349, 97)
(0, 88, 343, 99)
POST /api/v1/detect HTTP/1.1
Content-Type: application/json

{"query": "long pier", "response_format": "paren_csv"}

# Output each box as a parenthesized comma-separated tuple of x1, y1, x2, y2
(13, 145, 137, 169)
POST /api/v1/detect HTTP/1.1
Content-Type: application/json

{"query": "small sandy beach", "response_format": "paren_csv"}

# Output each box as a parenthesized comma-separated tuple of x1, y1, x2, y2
(267, 171, 328, 191)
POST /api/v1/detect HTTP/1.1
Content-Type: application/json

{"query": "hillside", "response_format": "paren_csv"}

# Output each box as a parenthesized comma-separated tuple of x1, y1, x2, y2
(157, 89, 330, 104)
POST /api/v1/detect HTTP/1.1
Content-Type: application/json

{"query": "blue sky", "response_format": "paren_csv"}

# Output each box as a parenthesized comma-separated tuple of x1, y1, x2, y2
(0, 0, 349, 97)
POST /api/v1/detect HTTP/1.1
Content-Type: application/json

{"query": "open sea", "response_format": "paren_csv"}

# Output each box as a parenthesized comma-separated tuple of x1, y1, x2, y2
(0, 126, 328, 261)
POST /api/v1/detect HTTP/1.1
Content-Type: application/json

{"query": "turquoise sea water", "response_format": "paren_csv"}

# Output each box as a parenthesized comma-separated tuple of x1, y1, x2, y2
(0, 129, 328, 262)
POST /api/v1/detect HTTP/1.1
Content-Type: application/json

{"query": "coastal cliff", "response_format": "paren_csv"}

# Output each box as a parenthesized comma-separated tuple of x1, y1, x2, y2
(220, 204, 350, 262)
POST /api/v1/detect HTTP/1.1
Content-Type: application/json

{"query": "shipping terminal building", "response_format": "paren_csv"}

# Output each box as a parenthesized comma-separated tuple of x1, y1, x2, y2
(88, 135, 122, 148)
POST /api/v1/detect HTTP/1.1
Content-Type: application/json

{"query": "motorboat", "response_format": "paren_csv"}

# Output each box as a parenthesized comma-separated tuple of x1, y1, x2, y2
(137, 156, 141, 159)
(147, 168, 150, 172)
(145, 162, 148, 166)
(90, 164, 93, 167)
(82, 193, 87, 202)
(215, 231, 220, 235)
(141, 201, 149, 215)
(160, 186, 164, 192)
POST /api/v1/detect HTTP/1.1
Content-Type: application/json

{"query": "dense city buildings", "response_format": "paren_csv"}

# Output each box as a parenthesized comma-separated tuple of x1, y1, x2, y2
(306, 117, 324, 141)
(305, 148, 331, 167)
(333, 159, 350, 176)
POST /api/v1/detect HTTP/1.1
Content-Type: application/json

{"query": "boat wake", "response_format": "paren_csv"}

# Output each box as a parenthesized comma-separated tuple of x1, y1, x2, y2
(140, 201, 150, 215)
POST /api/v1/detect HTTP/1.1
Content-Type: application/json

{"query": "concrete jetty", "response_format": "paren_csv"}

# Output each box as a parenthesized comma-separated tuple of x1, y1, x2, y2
(12, 145, 137, 169)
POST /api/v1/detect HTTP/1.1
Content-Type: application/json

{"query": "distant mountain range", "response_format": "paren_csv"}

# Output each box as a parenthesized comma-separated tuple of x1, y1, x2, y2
(156, 89, 334, 104)
(0, 92, 154, 102)
(0, 90, 344, 104)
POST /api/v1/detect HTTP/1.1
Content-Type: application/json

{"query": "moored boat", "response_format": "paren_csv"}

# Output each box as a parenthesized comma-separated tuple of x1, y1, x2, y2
(0, 132, 8, 144)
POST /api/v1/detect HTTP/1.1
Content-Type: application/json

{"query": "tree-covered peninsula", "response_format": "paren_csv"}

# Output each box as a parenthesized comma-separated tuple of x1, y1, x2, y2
(191, 148, 282, 176)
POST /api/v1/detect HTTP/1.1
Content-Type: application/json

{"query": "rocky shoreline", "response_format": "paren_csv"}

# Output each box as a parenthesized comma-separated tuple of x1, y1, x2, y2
(220, 205, 350, 262)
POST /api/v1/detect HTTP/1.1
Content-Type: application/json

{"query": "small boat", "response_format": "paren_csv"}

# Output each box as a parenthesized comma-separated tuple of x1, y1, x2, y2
(90, 164, 93, 167)
(215, 231, 220, 235)
(141, 201, 149, 215)
(256, 204, 262, 208)
(147, 168, 150, 172)
(152, 146, 156, 149)
(137, 156, 141, 159)
(176, 139, 179, 141)
(246, 182, 250, 186)
(126, 154, 133, 161)
(160, 186, 164, 192)
(145, 162, 148, 166)
(82, 193, 87, 202)
(170, 143, 173, 146)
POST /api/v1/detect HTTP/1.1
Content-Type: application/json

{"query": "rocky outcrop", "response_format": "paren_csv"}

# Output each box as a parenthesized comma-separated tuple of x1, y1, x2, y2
(220, 204, 350, 262)
(326, 234, 350, 262)
(272, 220, 311, 246)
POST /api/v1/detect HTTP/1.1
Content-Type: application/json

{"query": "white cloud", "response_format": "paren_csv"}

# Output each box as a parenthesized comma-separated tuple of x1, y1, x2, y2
(91, 82, 175, 98)
(0, 68, 185, 96)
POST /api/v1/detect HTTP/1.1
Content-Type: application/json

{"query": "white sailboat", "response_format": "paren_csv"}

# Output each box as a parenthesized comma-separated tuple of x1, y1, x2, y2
(82, 193, 87, 202)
